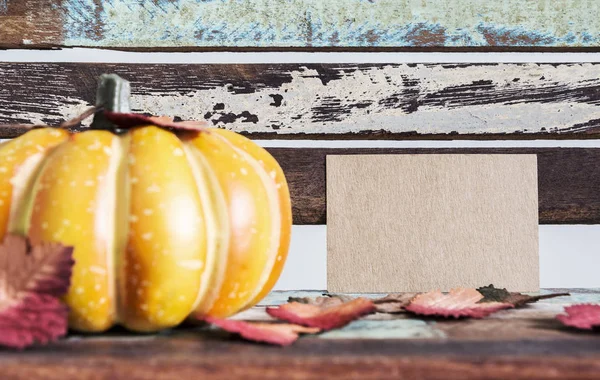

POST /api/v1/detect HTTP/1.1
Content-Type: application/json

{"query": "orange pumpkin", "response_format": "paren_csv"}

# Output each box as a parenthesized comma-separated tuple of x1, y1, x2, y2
(0, 75, 292, 332)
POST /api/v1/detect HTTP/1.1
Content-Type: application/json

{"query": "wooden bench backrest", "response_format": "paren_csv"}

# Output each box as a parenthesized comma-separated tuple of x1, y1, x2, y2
(1, 1, 599, 225)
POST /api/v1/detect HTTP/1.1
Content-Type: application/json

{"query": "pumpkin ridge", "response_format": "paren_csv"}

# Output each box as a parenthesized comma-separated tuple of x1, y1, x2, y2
(182, 141, 230, 316)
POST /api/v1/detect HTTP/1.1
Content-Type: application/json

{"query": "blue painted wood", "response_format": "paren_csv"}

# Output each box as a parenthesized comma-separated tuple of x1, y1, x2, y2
(1, 0, 599, 49)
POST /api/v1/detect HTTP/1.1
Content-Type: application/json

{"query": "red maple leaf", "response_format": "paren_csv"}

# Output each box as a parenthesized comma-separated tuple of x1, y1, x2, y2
(103, 111, 208, 131)
(266, 297, 375, 330)
(404, 288, 513, 319)
(556, 304, 600, 330)
(0, 234, 74, 349)
(204, 317, 320, 346)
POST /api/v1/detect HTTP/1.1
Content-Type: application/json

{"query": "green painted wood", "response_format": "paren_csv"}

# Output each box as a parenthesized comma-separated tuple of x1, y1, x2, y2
(1, 0, 599, 50)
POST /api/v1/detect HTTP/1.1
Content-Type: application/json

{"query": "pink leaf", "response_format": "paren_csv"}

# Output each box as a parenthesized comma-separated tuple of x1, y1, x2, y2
(0, 234, 74, 349)
(205, 317, 320, 346)
(266, 298, 375, 330)
(405, 288, 513, 319)
(557, 304, 600, 330)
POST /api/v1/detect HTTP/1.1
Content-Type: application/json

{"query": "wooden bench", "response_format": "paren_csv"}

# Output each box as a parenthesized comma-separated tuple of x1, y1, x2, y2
(1, 1, 599, 379)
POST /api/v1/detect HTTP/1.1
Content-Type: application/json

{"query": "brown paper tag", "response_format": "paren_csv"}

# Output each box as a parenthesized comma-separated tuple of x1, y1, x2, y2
(327, 154, 539, 293)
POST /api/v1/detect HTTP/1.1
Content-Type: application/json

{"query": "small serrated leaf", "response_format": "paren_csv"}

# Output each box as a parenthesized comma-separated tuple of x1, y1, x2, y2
(205, 317, 320, 346)
(267, 298, 375, 330)
(477, 284, 570, 307)
(405, 288, 513, 319)
(557, 304, 600, 330)
(0, 234, 74, 349)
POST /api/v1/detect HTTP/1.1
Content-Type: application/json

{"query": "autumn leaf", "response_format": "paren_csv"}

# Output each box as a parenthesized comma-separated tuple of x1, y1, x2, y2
(372, 293, 420, 314)
(205, 317, 320, 346)
(287, 295, 346, 308)
(404, 288, 513, 319)
(103, 111, 208, 131)
(477, 284, 570, 307)
(290, 293, 418, 314)
(0, 234, 74, 349)
(267, 298, 375, 330)
(556, 304, 600, 330)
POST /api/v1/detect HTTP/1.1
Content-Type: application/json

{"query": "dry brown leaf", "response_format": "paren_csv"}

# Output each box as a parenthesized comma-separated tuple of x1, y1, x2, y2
(405, 288, 513, 319)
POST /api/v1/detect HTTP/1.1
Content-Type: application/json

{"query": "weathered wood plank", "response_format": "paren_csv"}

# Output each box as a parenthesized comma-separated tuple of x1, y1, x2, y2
(2, 0, 600, 50)
(1, 63, 600, 139)
(266, 148, 600, 225)
(2, 289, 600, 379)
(3, 338, 600, 380)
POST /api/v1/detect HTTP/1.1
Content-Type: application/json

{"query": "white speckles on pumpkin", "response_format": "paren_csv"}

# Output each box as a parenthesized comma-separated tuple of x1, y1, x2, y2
(240, 167, 248, 176)
(69, 180, 77, 187)
(84, 180, 95, 186)
(133, 263, 141, 271)
(142, 232, 153, 240)
(142, 208, 154, 216)
(99, 297, 107, 305)
(0, 167, 7, 173)
(276, 183, 282, 189)
(130, 215, 139, 223)
(178, 295, 186, 301)
(49, 129, 63, 137)
(103, 146, 112, 156)
(177, 259, 204, 270)
(277, 255, 282, 262)
(75, 286, 84, 295)
(130, 177, 139, 184)
(41, 222, 48, 230)
(173, 147, 184, 156)
(87, 140, 102, 151)
(146, 183, 161, 193)
(157, 310, 165, 317)
(140, 303, 148, 311)
(137, 288, 144, 296)
(62, 219, 71, 226)
(94, 283, 101, 291)
(269, 170, 276, 179)
(89, 265, 107, 275)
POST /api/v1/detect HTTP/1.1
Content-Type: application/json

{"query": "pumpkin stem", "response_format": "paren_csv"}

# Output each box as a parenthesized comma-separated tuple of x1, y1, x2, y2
(90, 74, 131, 131)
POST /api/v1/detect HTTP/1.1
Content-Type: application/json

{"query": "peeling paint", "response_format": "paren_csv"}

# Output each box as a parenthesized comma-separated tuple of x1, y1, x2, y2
(2, 63, 600, 137)
(56, 0, 600, 48)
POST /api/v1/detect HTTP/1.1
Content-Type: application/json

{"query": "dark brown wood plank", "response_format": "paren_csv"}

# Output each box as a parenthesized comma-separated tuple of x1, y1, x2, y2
(2, 335, 600, 379)
(1, 0, 600, 51)
(1, 63, 600, 139)
(266, 148, 600, 225)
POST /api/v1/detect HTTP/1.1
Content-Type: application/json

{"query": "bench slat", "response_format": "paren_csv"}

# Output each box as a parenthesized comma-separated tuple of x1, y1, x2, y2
(1, 63, 600, 139)
(1, 0, 600, 50)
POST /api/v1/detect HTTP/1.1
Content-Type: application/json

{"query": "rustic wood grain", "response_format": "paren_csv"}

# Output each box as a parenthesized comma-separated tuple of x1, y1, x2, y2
(1, 290, 598, 379)
(2, 338, 600, 380)
(1, 0, 600, 50)
(1, 63, 600, 139)
(266, 148, 600, 225)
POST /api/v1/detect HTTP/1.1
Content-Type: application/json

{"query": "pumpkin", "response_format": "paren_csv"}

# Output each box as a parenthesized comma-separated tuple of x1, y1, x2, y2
(0, 75, 292, 332)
